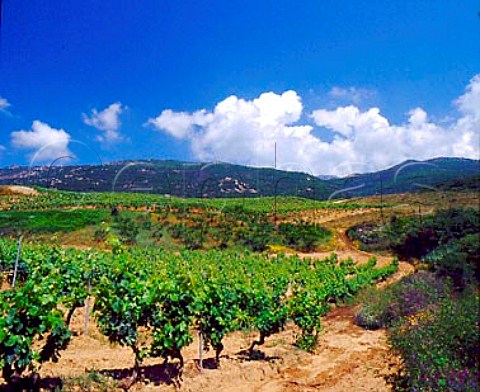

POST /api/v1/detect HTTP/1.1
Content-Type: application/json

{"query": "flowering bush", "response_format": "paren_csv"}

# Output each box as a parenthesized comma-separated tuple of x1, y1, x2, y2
(354, 272, 448, 329)
(356, 271, 479, 391)
(389, 291, 479, 391)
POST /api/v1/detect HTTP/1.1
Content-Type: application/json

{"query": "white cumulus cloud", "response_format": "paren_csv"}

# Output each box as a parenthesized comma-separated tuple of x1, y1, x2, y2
(11, 120, 73, 163)
(0, 145, 5, 163)
(83, 102, 125, 143)
(0, 96, 11, 114)
(147, 109, 212, 139)
(148, 76, 480, 176)
(328, 86, 375, 105)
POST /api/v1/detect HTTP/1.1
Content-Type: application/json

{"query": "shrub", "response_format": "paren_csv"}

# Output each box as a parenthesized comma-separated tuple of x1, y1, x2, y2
(355, 272, 449, 329)
(350, 208, 479, 260)
(116, 216, 140, 245)
(356, 272, 479, 391)
(278, 222, 330, 252)
(388, 208, 479, 260)
(93, 223, 110, 243)
(347, 222, 388, 252)
(423, 233, 480, 290)
(389, 291, 480, 391)
(354, 287, 395, 329)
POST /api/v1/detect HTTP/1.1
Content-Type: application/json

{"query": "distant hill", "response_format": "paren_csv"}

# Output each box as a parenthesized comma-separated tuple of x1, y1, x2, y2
(435, 173, 480, 192)
(326, 157, 479, 198)
(0, 160, 334, 199)
(0, 157, 477, 200)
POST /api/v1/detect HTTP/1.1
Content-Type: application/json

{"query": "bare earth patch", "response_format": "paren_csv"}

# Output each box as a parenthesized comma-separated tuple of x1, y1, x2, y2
(37, 277, 405, 391)
(0, 185, 39, 195)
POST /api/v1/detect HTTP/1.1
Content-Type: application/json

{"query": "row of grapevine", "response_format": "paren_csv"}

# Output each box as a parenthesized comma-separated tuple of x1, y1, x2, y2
(0, 239, 398, 386)
(1, 188, 383, 213)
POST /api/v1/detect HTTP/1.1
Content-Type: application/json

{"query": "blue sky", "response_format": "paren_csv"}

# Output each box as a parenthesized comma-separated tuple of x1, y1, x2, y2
(1, 1, 479, 175)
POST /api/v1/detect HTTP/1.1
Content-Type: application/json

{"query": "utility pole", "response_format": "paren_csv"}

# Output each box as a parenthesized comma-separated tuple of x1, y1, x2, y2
(274, 142, 277, 223)
(380, 175, 385, 224)
(274, 142, 277, 170)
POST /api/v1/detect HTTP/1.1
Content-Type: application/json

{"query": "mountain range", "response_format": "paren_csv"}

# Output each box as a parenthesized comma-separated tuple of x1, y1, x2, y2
(0, 157, 478, 200)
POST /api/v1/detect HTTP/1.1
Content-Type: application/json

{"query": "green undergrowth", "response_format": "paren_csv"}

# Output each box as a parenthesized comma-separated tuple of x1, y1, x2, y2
(0, 209, 109, 236)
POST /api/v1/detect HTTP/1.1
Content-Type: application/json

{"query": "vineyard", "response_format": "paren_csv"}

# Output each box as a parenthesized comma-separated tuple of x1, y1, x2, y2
(0, 188, 381, 253)
(3, 0, 480, 388)
(0, 187, 384, 213)
(0, 237, 398, 389)
(0, 186, 477, 390)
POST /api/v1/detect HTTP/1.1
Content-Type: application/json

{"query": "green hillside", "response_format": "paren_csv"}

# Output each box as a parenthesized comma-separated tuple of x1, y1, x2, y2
(327, 158, 479, 197)
(0, 157, 477, 200)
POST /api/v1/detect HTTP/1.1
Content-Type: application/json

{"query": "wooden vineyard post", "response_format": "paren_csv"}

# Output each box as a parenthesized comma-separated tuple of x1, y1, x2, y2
(12, 235, 23, 288)
(84, 274, 92, 336)
(198, 328, 203, 371)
